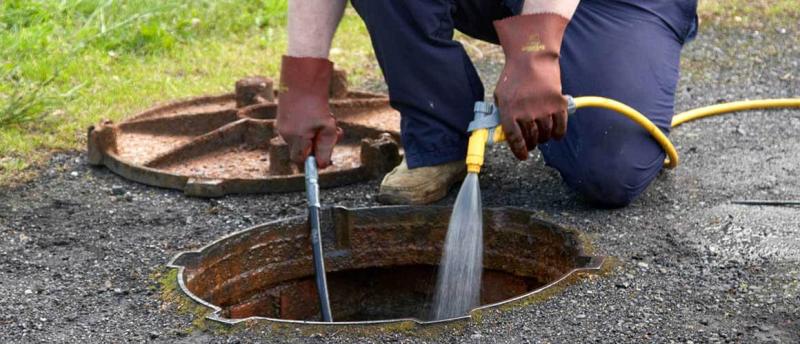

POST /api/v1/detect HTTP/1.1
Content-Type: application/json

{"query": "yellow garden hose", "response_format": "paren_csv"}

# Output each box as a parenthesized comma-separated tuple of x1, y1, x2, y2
(466, 96, 800, 173)
(671, 98, 800, 127)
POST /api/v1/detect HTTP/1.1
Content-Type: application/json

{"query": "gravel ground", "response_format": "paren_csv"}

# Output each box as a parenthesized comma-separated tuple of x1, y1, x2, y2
(1, 21, 799, 343)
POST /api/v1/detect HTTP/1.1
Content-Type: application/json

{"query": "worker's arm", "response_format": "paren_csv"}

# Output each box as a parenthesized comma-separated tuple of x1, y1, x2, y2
(494, 0, 579, 160)
(287, 0, 347, 58)
(277, 0, 347, 168)
(521, 0, 579, 18)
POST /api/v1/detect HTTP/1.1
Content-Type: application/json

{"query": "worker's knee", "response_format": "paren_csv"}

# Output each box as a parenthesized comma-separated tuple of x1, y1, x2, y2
(573, 172, 640, 208)
(568, 155, 661, 208)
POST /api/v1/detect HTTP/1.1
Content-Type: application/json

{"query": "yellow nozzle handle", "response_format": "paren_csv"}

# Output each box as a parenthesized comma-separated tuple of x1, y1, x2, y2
(492, 127, 506, 143)
(466, 96, 576, 173)
(466, 128, 489, 173)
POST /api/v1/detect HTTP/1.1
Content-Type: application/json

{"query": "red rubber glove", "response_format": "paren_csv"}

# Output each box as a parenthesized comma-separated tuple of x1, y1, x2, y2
(276, 55, 343, 168)
(493, 13, 569, 161)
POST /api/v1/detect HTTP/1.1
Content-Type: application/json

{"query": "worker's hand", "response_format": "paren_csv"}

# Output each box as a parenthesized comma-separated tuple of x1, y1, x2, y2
(276, 56, 343, 168)
(494, 53, 567, 160)
(492, 13, 570, 161)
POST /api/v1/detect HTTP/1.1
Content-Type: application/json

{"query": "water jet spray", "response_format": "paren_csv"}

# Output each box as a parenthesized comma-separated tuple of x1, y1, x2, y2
(431, 95, 800, 320)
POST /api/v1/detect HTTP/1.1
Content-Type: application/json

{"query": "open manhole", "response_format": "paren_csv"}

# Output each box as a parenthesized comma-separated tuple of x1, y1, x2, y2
(168, 206, 604, 325)
(88, 71, 402, 197)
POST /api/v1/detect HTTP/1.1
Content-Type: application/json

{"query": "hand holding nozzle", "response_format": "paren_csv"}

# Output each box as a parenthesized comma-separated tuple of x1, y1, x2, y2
(493, 13, 571, 161)
(467, 95, 681, 173)
(466, 96, 577, 174)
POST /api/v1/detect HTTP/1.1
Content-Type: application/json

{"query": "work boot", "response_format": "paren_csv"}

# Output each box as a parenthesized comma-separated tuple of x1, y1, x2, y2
(377, 158, 466, 205)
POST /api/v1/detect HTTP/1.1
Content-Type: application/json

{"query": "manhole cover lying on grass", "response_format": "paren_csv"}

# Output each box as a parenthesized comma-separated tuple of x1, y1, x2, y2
(88, 72, 402, 197)
(168, 206, 604, 325)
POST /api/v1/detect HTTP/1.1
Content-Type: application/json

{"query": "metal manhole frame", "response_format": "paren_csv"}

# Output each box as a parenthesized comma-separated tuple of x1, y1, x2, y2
(167, 205, 606, 326)
(88, 75, 402, 197)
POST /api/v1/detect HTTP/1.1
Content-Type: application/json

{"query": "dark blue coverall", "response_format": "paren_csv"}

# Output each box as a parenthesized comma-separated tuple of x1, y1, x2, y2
(351, 0, 699, 207)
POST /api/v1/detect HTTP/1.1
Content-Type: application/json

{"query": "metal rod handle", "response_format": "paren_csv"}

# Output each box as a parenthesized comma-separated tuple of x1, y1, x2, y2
(305, 156, 333, 322)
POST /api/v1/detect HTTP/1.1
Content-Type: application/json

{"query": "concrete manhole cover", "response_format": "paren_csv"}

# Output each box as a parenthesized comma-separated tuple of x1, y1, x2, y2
(88, 72, 402, 197)
(168, 206, 604, 326)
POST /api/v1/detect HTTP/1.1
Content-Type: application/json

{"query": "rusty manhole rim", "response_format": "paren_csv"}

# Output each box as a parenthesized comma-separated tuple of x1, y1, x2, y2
(167, 205, 605, 326)
(89, 74, 403, 197)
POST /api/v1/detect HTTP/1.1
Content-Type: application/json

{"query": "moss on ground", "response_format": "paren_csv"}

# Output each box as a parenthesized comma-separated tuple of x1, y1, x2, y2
(153, 267, 238, 336)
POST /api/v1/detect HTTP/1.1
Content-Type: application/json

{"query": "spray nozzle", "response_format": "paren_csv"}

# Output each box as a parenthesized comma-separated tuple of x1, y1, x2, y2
(465, 96, 576, 174)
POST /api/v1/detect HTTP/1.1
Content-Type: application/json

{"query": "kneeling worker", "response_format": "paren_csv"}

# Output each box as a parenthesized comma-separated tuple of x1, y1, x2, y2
(276, 0, 698, 207)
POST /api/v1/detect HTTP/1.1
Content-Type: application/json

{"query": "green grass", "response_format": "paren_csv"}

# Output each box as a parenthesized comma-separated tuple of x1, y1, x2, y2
(0, 0, 374, 183)
(699, 0, 800, 26)
(0, 0, 796, 183)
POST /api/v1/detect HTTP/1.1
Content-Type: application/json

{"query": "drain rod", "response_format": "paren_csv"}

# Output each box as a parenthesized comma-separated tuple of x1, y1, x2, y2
(305, 156, 333, 322)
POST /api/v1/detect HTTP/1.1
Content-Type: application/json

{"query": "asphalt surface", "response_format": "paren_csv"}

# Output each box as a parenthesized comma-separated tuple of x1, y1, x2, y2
(1, 21, 799, 343)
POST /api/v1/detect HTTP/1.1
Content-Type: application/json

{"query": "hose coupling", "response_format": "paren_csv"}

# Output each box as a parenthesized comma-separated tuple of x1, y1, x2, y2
(468, 102, 501, 143)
